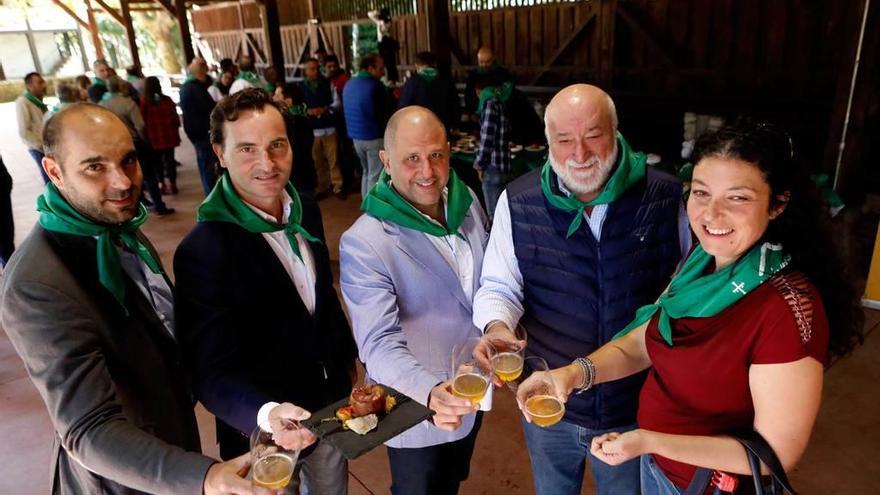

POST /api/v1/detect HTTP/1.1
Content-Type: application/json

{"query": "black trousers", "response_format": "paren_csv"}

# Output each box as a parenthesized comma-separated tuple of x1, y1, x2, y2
(0, 156, 13, 266)
(387, 412, 483, 495)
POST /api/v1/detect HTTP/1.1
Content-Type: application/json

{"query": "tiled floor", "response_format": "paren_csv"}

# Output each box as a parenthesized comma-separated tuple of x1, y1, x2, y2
(1, 101, 878, 493)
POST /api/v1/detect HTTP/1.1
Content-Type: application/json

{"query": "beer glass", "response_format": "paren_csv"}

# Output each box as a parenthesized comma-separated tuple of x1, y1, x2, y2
(249, 421, 300, 489)
(451, 337, 493, 405)
(489, 323, 527, 382)
(519, 356, 565, 427)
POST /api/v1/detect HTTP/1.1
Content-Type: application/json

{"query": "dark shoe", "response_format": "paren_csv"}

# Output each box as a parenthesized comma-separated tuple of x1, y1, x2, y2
(170, 182, 179, 195)
(335, 190, 348, 200)
(155, 207, 175, 216)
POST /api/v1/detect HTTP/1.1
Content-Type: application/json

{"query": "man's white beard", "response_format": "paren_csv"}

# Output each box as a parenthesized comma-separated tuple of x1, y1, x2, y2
(549, 142, 619, 196)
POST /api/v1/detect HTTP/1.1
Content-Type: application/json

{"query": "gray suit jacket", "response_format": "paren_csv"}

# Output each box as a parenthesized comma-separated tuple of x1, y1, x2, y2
(0, 226, 214, 494)
(340, 194, 489, 449)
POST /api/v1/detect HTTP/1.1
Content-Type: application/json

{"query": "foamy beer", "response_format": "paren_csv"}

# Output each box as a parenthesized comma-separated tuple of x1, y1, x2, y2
(519, 356, 565, 427)
(249, 421, 301, 488)
(451, 337, 492, 405)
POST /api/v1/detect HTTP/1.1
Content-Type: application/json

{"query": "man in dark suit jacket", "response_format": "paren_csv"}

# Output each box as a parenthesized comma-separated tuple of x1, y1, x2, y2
(0, 103, 258, 495)
(174, 88, 358, 493)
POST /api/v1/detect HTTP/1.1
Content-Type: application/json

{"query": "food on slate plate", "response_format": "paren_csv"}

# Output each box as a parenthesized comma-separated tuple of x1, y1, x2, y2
(332, 385, 397, 435)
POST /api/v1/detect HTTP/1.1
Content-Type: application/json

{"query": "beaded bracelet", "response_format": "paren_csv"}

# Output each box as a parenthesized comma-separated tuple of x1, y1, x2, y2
(573, 357, 596, 395)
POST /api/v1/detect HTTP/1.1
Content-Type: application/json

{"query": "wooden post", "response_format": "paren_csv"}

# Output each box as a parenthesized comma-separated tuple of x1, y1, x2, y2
(422, 0, 452, 74)
(258, 0, 285, 72)
(597, 0, 617, 88)
(120, 0, 141, 69)
(174, 0, 195, 65)
(85, 0, 104, 61)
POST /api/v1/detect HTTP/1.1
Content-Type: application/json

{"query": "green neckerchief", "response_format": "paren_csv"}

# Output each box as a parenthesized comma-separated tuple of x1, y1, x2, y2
(197, 172, 320, 261)
(101, 91, 117, 102)
(476, 81, 513, 115)
(287, 103, 308, 117)
(418, 67, 439, 83)
(540, 132, 646, 238)
(614, 242, 791, 346)
(92, 77, 106, 87)
(237, 71, 261, 85)
(23, 91, 48, 112)
(361, 169, 473, 238)
(354, 70, 371, 79)
(264, 83, 276, 94)
(36, 183, 161, 311)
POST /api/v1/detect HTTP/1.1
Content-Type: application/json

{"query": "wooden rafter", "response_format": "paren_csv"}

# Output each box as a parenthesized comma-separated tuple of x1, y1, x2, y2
(93, 0, 124, 24)
(529, 10, 597, 85)
(153, 0, 177, 17)
(50, 0, 90, 30)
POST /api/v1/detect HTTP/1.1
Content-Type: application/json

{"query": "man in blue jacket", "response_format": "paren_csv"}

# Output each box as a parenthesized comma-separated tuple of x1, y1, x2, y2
(342, 53, 392, 197)
(179, 59, 218, 195)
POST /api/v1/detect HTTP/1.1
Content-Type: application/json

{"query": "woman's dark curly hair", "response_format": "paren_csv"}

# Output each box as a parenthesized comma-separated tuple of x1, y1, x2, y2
(692, 117, 864, 360)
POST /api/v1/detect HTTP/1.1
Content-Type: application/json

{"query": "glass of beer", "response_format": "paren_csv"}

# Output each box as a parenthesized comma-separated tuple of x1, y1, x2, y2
(519, 356, 565, 427)
(249, 421, 300, 489)
(489, 323, 527, 383)
(451, 337, 493, 405)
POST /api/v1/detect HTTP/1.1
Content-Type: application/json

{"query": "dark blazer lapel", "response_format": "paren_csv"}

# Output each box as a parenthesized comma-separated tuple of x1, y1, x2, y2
(46, 229, 175, 346)
(239, 228, 312, 318)
(388, 221, 473, 312)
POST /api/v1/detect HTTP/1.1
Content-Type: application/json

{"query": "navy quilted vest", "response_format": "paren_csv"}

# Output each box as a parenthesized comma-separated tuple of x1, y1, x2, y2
(508, 167, 684, 429)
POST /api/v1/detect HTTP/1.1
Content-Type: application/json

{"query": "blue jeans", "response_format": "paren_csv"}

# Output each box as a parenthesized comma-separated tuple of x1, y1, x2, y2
(641, 455, 682, 495)
(481, 167, 503, 220)
(193, 139, 218, 195)
(353, 138, 383, 198)
(522, 418, 641, 495)
(28, 149, 48, 183)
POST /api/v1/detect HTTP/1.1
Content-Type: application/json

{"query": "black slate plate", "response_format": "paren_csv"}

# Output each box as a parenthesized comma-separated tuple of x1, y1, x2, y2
(301, 385, 433, 460)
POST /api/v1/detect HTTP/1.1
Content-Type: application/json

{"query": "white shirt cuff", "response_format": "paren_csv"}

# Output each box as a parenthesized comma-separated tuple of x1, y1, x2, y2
(256, 401, 280, 431)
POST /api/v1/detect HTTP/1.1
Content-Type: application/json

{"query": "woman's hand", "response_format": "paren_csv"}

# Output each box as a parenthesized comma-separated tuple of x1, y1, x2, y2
(590, 429, 652, 466)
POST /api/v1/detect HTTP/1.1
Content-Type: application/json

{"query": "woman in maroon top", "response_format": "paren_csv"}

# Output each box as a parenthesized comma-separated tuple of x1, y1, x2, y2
(528, 119, 863, 493)
(141, 76, 181, 194)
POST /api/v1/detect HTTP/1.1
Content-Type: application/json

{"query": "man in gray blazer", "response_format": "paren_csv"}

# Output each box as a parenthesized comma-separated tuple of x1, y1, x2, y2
(0, 103, 262, 495)
(340, 106, 488, 494)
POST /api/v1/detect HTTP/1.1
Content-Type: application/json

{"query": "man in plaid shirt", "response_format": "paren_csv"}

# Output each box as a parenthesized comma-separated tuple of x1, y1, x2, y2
(474, 76, 511, 219)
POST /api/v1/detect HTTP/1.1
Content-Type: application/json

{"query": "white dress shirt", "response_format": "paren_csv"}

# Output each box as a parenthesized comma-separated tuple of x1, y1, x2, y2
(473, 175, 692, 332)
(420, 190, 475, 301)
(244, 191, 318, 315)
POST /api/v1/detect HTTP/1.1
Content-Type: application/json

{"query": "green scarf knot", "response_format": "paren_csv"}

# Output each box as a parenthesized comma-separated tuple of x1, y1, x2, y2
(540, 132, 646, 238)
(476, 81, 513, 115)
(37, 183, 161, 311)
(361, 170, 473, 238)
(92, 77, 106, 87)
(354, 70, 371, 79)
(101, 91, 116, 102)
(197, 173, 320, 261)
(418, 67, 439, 83)
(23, 91, 48, 113)
(614, 242, 791, 346)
